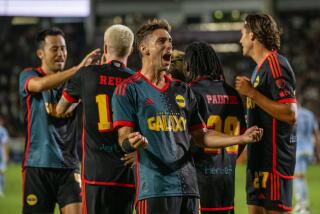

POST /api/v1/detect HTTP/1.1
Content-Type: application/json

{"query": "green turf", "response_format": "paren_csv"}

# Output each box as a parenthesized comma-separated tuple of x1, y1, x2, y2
(0, 163, 319, 213)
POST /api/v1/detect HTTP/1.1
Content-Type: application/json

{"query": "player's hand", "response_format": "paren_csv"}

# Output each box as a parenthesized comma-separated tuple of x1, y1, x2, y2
(121, 152, 136, 168)
(78, 48, 101, 68)
(128, 132, 149, 150)
(240, 126, 263, 144)
(235, 76, 253, 97)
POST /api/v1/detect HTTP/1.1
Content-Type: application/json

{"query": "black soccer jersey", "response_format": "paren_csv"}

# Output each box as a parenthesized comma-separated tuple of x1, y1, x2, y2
(189, 77, 246, 211)
(246, 51, 297, 178)
(62, 60, 135, 187)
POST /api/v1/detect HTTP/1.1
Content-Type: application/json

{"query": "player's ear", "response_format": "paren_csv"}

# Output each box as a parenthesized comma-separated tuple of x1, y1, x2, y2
(104, 43, 108, 55)
(249, 32, 255, 41)
(140, 43, 150, 56)
(36, 49, 44, 60)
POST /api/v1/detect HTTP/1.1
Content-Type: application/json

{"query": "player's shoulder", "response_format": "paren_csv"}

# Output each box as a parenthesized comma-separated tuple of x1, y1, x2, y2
(20, 67, 41, 78)
(114, 72, 142, 96)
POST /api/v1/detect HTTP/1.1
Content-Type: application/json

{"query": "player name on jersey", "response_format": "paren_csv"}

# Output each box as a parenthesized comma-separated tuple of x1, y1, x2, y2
(99, 75, 125, 86)
(206, 95, 239, 105)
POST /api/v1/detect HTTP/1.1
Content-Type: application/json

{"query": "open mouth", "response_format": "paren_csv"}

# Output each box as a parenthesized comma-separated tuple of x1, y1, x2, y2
(162, 53, 172, 62)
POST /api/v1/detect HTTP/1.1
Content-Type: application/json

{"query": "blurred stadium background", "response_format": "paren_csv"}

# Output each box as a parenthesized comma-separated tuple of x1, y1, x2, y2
(0, 0, 319, 213)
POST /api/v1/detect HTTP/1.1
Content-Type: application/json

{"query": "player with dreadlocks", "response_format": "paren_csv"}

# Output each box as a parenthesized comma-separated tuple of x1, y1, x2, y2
(186, 41, 247, 214)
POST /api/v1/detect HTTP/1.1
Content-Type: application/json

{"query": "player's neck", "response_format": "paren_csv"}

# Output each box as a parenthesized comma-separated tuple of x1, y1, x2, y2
(141, 66, 166, 88)
(105, 53, 127, 66)
(252, 45, 272, 66)
(41, 64, 56, 75)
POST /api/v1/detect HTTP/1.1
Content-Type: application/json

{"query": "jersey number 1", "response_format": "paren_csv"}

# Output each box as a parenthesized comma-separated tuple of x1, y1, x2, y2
(96, 94, 112, 132)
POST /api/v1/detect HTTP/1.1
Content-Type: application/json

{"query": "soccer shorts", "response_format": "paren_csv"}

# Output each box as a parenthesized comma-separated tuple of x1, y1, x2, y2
(22, 167, 81, 213)
(82, 183, 135, 214)
(246, 169, 293, 212)
(136, 196, 199, 214)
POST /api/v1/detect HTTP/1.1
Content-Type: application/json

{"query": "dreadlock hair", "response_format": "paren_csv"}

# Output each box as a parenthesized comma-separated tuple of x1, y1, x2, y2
(244, 13, 281, 51)
(184, 41, 225, 82)
(36, 27, 65, 49)
(135, 19, 171, 51)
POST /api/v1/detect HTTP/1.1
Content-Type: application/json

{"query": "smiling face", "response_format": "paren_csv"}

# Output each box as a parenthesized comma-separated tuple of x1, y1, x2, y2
(37, 35, 67, 72)
(140, 28, 173, 71)
(239, 25, 254, 57)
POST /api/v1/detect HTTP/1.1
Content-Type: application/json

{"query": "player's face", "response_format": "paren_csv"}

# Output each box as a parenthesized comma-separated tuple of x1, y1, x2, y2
(239, 26, 253, 57)
(145, 29, 173, 71)
(38, 35, 67, 72)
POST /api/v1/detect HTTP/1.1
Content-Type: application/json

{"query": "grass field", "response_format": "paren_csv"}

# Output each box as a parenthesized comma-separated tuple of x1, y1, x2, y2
(0, 163, 319, 213)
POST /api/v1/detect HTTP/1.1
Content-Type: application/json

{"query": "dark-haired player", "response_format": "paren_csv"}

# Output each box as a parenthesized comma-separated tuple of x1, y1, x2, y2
(56, 24, 135, 214)
(112, 19, 263, 214)
(236, 13, 297, 214)
(185, 41, 246, 214)
(19, 27, 99, 214)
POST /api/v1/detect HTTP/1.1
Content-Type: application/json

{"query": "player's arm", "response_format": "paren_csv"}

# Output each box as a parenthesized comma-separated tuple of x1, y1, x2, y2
(235, 76, 297, 125)
(27, 48, 100, 93)
(191, 126, 263, 148)
(56, 96, 73, 116)
(118, 126, 148, 153)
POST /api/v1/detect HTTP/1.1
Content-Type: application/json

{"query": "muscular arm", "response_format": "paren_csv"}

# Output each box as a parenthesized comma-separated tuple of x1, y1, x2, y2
(27, 48, 100, 93)
(235, 76, 297, 125)
(191, 126, 263, 148)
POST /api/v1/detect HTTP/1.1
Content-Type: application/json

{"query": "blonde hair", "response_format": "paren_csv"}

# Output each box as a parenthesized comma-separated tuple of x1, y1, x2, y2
(104, 24, 134, 57)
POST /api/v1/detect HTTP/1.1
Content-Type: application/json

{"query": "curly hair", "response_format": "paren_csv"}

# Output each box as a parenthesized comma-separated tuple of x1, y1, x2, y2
(184, 41, 224, 82)
(135, 19, 171, 49)
(244, 13, 281, 50)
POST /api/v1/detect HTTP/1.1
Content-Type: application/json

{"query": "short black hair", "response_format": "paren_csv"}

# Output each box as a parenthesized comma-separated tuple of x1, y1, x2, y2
(184, 41, 225, 82)
(36, 27, 65, 49)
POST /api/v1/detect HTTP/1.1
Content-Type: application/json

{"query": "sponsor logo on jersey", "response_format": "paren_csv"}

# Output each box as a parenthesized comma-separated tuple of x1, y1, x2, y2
(147, 114, 187, 132)
(26, 194, 38, 206)
(175, 95, 185, 108)
(253, 76, 260, 88)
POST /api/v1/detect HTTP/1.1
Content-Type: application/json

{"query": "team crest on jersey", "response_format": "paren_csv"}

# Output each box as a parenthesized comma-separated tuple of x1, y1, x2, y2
(253, 76, 260, 88)
(175, 95, 185, 108)
(26, 194, 38, 206)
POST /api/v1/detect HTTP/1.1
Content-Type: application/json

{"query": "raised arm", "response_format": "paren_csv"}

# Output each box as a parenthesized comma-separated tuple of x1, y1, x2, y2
(235, 76, 297, 125)
(27, 48, 100, 93)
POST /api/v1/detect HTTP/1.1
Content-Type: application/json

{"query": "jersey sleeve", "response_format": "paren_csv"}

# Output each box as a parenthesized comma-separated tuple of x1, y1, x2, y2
(188, 88, 206, 131)
(266, 59, 296, 103)
(62, 70, 82, 103)
(112, 84, 136, 129)
(19, 69, 39, 98)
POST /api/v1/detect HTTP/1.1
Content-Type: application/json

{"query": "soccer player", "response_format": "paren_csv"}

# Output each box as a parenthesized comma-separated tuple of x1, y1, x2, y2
(0, 115, 9, 197)
(185, 41, 246, 214)
(56, 24, 136, 214)
(19, 27, 100, 214)
(235, 13, 297, 214)
(112, 18, 263, 214)
(293, 104, 320, 214)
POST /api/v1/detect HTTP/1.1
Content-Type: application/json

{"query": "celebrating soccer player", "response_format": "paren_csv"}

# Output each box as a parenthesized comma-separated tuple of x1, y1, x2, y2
(236, 13, 297, 214)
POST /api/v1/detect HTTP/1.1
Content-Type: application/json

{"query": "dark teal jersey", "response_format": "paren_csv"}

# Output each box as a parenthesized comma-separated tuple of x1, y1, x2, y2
(112, 72, 205, 201)
(19, 67, 79, 169)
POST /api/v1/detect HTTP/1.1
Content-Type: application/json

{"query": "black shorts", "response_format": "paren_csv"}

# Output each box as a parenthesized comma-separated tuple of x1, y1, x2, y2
(22, 167, 81, 213)
(201, 210, 234, 214)
(246, 169, 293, 212)
(83, 183, 135, 214)
(136, 196, 199, 214)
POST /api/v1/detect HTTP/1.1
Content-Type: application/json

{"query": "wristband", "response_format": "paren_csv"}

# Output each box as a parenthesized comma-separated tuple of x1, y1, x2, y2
(122, 138, 135, 153)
